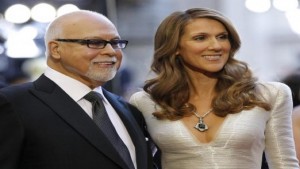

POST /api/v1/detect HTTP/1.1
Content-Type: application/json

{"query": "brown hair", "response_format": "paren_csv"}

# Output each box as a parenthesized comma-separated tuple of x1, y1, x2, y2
(144, 8, 271, 120)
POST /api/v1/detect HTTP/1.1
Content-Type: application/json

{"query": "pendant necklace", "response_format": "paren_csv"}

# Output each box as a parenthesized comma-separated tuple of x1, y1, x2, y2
(193, 108, 213, 132)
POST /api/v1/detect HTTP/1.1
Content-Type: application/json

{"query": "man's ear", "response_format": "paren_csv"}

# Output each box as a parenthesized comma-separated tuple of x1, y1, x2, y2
(48, 41, 61, 59)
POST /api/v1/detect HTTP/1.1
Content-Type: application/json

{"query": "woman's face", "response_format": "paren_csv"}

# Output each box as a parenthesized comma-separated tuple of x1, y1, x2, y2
(176, 18, 231, 75)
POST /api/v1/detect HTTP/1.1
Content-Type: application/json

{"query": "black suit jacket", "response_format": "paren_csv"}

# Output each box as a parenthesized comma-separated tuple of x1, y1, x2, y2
(0, 75, 153, 169)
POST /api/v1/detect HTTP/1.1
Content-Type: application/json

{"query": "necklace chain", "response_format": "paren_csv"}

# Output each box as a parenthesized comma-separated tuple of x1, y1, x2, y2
(193, 108, 213, 119)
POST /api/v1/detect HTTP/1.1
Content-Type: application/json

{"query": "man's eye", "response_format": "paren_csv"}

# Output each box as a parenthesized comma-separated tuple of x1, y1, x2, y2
(110, 40, 120, 45)
(89, 40, 105, 45)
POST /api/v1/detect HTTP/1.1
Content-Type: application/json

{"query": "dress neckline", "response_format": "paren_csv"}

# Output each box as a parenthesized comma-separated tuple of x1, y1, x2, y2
(179, 114, 233, 145)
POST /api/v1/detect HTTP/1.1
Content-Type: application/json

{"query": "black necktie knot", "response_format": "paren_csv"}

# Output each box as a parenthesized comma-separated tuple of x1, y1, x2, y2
(84, 91, 103, 104)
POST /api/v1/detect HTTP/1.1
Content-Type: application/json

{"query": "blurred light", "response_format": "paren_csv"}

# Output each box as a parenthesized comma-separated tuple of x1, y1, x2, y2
(57, 4, 80, 16)
(0, 45, 4, 55)
(22, 57, 47, 80)
(5, 40, 40, 58)
(31, 3, 56, 23)
(285, 9, 300, 34)
(273, 0, 299, 12)
(5, 28, 41, 58)
(0, 19, 15, 40)
(19, 26, 38, 39)
(245, 0, 271, 13)
(4, 4, 31, 24)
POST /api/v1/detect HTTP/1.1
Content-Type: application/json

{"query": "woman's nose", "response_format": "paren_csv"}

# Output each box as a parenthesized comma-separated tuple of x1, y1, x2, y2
(208, 38, 222, 50)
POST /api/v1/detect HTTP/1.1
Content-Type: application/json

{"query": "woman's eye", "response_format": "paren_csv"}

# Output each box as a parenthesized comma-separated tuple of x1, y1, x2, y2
(217, 34, 229, 40)
(194, 36, 206, 41)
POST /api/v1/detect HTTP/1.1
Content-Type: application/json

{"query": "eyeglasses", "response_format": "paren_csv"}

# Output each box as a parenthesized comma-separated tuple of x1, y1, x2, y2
(55, 39, 128, 49)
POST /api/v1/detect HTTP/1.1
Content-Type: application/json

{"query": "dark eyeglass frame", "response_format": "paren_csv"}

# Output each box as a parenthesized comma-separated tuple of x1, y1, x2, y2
(55, 39, 128, 49)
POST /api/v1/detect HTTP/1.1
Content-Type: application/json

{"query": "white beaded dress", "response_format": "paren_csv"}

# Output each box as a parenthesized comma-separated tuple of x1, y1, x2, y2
(129, 82, 299, 169)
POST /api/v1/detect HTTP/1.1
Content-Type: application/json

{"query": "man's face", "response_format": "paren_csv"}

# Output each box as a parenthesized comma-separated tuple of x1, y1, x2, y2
(50, 14, 123, 88)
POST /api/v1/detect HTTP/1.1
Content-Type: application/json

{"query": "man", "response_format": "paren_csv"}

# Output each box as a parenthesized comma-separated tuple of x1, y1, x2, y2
(0, 10, 154, 169)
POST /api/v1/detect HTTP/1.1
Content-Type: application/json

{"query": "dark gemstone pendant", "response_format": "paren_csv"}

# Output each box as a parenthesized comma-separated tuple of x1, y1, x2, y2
(194, 118, 208, 132)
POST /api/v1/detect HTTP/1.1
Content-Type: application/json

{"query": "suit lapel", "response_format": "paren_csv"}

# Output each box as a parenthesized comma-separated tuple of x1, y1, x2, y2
(103, 90, 148, 169)
(31, 75, 129, 169)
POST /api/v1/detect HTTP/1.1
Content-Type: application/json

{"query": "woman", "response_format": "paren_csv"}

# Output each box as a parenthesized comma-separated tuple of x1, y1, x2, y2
(129, 8, 299, 169)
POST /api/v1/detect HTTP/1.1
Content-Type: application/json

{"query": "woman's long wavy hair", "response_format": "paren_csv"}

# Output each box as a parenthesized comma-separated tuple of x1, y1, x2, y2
(143, 8, 271, 120)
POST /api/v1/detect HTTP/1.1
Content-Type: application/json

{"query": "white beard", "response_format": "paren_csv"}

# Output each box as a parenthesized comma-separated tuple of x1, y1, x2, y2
(85, 66, 117, 83)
